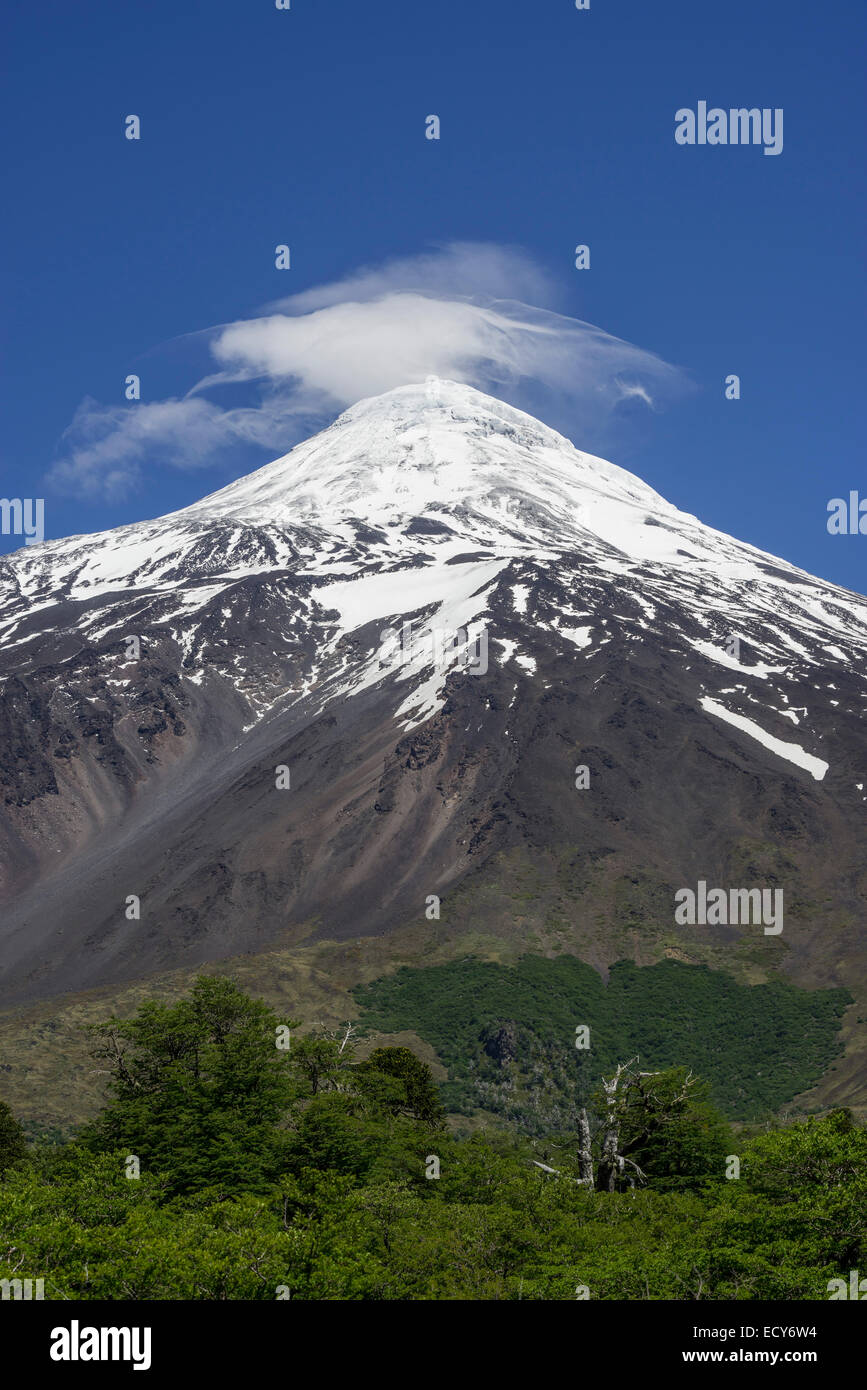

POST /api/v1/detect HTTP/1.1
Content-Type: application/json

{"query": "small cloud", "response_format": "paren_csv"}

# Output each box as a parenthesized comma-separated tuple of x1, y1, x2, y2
(48, 396, 238, 500)
(613, 381, 655, 408)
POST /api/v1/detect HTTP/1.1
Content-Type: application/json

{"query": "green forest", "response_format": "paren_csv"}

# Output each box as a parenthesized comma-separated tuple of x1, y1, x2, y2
(356, 954, 851, 1125)
(0, 972, 863, 1301)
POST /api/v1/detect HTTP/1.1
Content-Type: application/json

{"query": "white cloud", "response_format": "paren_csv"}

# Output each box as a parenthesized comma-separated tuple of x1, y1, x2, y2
(47, 243, 689, 498)
(49, 397, 234, 501)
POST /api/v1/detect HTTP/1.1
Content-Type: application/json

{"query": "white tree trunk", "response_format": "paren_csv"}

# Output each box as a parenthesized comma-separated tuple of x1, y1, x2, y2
(577, 1106, 594, 1187)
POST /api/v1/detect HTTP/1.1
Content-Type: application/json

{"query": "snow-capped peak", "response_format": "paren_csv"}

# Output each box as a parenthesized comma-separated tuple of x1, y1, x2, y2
(182, 377, 668, 540)
(2, 380, 865, 679)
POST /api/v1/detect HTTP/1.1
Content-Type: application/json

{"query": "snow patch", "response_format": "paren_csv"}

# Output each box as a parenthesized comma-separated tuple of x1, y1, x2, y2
(699, 697, 828, 782)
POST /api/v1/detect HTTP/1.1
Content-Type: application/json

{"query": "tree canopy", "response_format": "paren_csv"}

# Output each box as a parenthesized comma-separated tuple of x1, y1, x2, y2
(0, 975, 862, 1301)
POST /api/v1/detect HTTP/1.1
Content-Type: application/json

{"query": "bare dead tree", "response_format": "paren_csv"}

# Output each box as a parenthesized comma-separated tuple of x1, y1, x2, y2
(576, 1107, 594, 1188)
(594, 1057, 697, 1192)
(596, 1058, 638, 1192)
(528, 1058, 699, 1192)
(88, 1025, 141, 1090)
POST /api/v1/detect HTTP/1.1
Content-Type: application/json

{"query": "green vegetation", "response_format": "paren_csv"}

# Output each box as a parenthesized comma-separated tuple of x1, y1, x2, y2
(0, 1099, 27, 1176)
(0, 974, 863, 1300)
(79, 978, 299, 1196)
(355, 955, 850, 1124)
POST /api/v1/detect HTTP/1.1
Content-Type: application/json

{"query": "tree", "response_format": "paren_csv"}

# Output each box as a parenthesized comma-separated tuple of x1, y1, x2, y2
(289, 1036, 348, 1097)
(743, 1108, 866, 1196)
(620, 1073, 730, 1189)
(81, 977, 298, 1194)
(359, 1047, 445, 1124)
(289, 1093, 382, 1179)
(590, 1060, 726, 1192)
(0, 1098, 27, 1175)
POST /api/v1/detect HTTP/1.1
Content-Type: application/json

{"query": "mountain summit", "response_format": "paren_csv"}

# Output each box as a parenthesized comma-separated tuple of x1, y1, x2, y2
(183, 378, 670, 541)
(1, 383, 865, 1108)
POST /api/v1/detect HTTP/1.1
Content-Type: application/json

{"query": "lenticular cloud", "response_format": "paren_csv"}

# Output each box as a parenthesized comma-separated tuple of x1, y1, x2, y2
(47, 242, 688, 498)
(205, 241, 684, 417)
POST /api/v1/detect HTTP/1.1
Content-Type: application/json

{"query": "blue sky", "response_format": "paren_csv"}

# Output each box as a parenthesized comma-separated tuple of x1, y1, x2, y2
(1, 0, 864, 594)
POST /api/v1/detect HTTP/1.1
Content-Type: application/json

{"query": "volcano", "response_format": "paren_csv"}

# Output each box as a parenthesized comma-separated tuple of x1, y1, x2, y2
(0, 378, 865, 1105)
